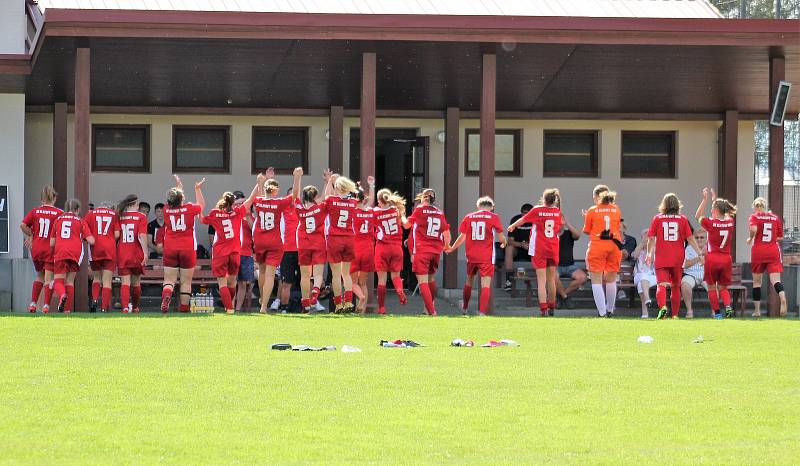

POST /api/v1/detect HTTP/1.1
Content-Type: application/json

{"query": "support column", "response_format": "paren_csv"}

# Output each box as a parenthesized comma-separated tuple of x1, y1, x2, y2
(719, 110, 738, 261)
(359, 53, 376, 188)
(329, 105, 344, 174)
(768, 56, 785, 317)
(443, 107, 460, 289)
(53, 102, 68, 209)
(74, 47, 91, 312)
(479, 53, 496, 198)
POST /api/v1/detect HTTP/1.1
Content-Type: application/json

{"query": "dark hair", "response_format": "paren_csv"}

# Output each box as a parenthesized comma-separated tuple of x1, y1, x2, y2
(154, 202, 164, 210)
(216, 191, 236, 212)
(521, 203, 533, 212)
(117, 194, 138, 216)
(302, 186, 319, 205)
(355, 186, 366, 202)
(233, 190, 246, 200)
(140, 201, 152, 211)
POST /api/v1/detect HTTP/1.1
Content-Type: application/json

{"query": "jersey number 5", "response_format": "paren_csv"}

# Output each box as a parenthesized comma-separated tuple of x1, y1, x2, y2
(762, 223, 773, 242)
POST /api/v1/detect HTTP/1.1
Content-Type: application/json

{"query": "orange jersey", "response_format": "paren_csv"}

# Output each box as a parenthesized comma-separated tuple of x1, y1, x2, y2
(582, 204, 622, 241)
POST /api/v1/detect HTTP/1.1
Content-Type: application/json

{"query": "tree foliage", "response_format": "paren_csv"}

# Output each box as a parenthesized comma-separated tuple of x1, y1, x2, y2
(709, 0, 799, 18)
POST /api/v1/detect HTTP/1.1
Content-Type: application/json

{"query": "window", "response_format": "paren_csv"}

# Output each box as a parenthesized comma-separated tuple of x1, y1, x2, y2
(464, 129, 521, 176)
(252, 127, 309, 174)
(172, 126, 230, 173)
(621, 131, 676, 178)
(92, 125, 150, 172)
(543, 131, 598, 177)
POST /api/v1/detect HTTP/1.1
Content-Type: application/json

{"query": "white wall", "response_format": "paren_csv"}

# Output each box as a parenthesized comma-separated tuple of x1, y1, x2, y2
(0, 94, 26, 258)
(0, 0, 25, 54)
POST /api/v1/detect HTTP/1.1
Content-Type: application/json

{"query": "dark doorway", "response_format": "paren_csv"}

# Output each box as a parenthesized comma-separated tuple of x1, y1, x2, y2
(350, 128, 430, 290)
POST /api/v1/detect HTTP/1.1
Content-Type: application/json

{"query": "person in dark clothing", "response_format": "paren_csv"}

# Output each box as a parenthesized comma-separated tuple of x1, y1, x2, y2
(555, 217, 587, 309)
(147, 202, 164, 259)
(503, 203, 533, 290)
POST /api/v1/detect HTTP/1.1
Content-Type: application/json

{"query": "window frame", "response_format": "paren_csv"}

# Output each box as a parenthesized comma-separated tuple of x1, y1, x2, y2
(542, 129, 599, 178)
(251, 126, 310, 175)
(463, 128, 522, 177)
(91, 124, 151, 173)
(172, 125, 231, 174)
(620, 130, 677, 179)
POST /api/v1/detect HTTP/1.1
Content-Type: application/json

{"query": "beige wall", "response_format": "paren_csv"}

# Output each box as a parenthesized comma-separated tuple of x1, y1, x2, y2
(21, 113, 755, 260)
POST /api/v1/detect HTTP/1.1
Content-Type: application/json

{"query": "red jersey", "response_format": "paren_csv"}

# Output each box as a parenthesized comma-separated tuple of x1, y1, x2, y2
(647, 214, 693, 268)
(354, 208, 375, 241)
(241, 213, 254, 257)
(459, 210, 503, 264)
(281, 208, 299, 252)
(252, 195, 293, 246)
(118, 210, 148, 265)
(374, 206, 403, 244)
(325, 195, 358, 236)
(202, 204, 247, 257)
(407, 205, 450, 255)
(22, 204, 63, 261)
(83, 207, 120, 262)
(749, 212, 783, 263)
(163, 203, 202, 252)
(294, 201, 328, 251)
(700, 216, 735, 256)
(522, 205, 562, 257)
(155, 226, 165, 246)
(51, 213, 92, 263)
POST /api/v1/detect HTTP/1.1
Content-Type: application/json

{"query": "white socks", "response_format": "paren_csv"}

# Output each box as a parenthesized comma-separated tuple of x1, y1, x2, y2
(592, 284, 607, 316)
(605, 282, 617, 314)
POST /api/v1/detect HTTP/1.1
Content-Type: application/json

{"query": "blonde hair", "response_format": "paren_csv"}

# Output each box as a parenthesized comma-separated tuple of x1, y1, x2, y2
(712, 198, 737, 217)
(41, 185, 57, 205)
(167, 187, 184, 208)
(334, 176, 358, 195)
(377, 188, 406, 215)
(593, 184, 609, 198)
(541, 188, 560, 207)
(264, 179, 280, 196)
(476, 196, 495, 209)
(215, 191, 236, 211)
(64, 198, 81, 214)
(659, 193, 682, 215)
(752, 197, 768, 211)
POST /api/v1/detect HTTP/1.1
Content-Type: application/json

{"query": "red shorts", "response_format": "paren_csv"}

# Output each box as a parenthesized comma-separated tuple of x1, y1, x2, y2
(90, 259, 116, 272)
(351, 242, 375, 273)
(33, 259, 54, 273)
(704, 254, 732, 286)
(375, 242, 403, 273)
(531, 255, 557, 269)
(656, 266, 683, 285)
(327, 235, 355, 263)
(751, 261, 783, 274)
(413, 253, 441, 275)
(212, 252, 240, 277)
(54, 259, 79, 274)
(163, 248, 197, 269)
(254, 243, 284, 267)
(467, 262, 494, 278)
(298, 248, 326, 266)
(118, 266, 144, 276)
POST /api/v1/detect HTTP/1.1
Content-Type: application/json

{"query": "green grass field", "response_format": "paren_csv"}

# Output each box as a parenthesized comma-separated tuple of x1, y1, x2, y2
(1, 313, 798, 465)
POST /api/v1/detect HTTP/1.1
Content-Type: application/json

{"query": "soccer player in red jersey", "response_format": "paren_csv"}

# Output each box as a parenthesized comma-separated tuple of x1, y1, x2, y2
(324, 173, 362, 313)
(374, 189, 408, 315)
(161, 175, 206, 313)
(646, 193, 703, 319)
(747, 197, 787, 317)
(448, 196, 507, 316)
(84, 203, 120, 313)
(235, 197, 256, 312)
(116, 194, 149, 313)
(509, 189, 563, 317)
(292, 167, 329, 313)
(50, 199, 95, 314)
(252, 168, 294, 313)
(695, 188, 737, 318)
(351, 179, 376, 313)
(20, 185, 62, 313)
(202, 183, 259, 314)
(403, 189, 451, 316)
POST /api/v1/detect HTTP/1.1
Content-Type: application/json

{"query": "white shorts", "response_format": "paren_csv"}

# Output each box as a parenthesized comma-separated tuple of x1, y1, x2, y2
(634, 273, 657, 294)
(681, 274, 708, 290)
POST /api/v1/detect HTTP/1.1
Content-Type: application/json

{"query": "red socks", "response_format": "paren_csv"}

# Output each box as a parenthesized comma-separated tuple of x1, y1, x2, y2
(65, 285, 74, 312)
(656, 285, 667, 308)
(101, 287, 112, 310)
(302, 298, 311, 309)
(670, 284, 681, 317)
(419, 282, 435, 315)
(377, 284, 387, 309)
(462, 285, 472, 310)
(161, 286, 173, 303)
(429, 280, 437, 298)
(228, 286, 236, 302)
(121, 284, 131, 310)
(334, 295, 343, 305)
(132, 285, 141, 309)
(310, 287, 320, 304)
(479, 286, 491, 314)
(92, 281, 101, 301)
(720, 288, 731, 307)
(708, 289, 720, 312)
(344, 290, 353, 303)
(391, 276, 404, 293)
(53, 278, 66, 301)
(539, 302, 548, 315)
(31, 280, 43, 303)
(219, 286, 233, 310)
(43, 283, 53, 308)
(547, 301, 556, 311)
(179, 304, 190, 312)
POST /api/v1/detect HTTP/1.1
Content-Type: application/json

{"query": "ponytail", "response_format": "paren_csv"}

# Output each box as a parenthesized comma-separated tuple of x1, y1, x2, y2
(600, 191, 616, 205)
(215, 191, 236, 211)
(117, 194, 138, 216)
(541, 188, 560, 207)
(64, 198, 81, 214)
(712, 198, 737, 218)
(41, 185, 57, 205)
(265, 179, 280, 196)
(167, 187, 184, 208)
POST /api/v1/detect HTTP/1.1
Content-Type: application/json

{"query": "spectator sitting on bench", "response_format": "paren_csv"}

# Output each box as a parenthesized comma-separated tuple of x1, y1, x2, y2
(632, 228, 656, 318)
(147, 202, 165, 259)
(681, 228, 708, 319)
(503, 203, 533, 290)
(555, 217, 587, 309)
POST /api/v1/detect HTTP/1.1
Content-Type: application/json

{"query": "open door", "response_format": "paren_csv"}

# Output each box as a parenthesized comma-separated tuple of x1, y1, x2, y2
(411, 136, 429, 195)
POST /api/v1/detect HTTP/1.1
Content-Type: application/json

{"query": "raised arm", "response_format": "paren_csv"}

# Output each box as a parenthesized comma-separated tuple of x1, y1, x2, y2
(292, 166, 303, 200)
(695, 187, 710, 222)
(323, 169, 334, 197)
(366, 175, 376, 207)
(173, 174, 184, 191)
(194, 177, 206, 213)
(244, 174, 264, 211)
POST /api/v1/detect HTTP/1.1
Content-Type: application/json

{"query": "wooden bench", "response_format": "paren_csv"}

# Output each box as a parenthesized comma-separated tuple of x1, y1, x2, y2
(137, 259, 218, 287)
(509, 267, 537, 307)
